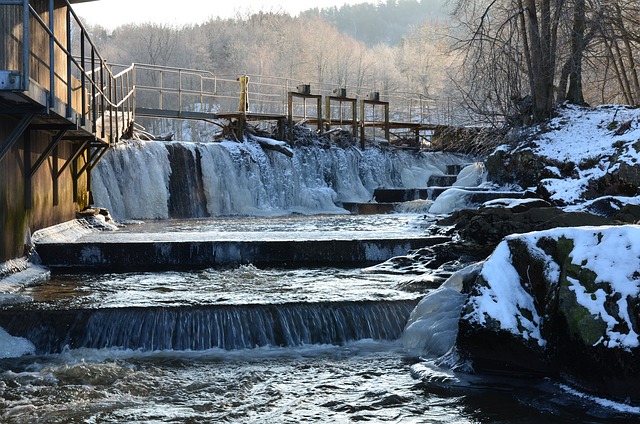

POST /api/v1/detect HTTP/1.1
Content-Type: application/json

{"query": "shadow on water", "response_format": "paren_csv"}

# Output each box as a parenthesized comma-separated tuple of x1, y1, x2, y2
(411, 359, 640, 424)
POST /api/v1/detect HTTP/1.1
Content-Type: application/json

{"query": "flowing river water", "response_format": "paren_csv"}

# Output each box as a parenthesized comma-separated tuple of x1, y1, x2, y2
(1, 142, 639, 422)
(1, 215, 638, 423)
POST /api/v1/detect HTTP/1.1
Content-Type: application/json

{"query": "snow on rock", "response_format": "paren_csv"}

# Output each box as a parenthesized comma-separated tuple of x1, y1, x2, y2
(486, 104, 640, 209)
(464, 225, 640, 349)
(457, 224, 640, 403)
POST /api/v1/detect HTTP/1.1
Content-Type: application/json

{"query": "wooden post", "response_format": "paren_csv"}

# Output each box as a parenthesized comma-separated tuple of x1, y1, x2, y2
(53, 144, 59, 206)
(360, 100, 365, 149)
(316, 95, 322, 136)
(384, 102, 390, 141)
(287, 92, 293, 142)
(24, 130, 32, 210)
(238, 75, 249, 112)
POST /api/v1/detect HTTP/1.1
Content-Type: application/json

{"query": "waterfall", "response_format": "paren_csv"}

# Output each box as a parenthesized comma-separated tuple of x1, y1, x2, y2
(0, 300, 418, 354)
(91, 139, 469, 220)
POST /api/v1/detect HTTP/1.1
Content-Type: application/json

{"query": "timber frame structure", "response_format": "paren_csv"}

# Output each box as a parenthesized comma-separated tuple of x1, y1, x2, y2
(0, 0, 133, 261)
(0, 0, 133, 205)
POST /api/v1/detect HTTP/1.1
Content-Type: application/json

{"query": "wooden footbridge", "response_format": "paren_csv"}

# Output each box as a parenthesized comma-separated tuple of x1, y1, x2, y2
(120, 63, 456, 149)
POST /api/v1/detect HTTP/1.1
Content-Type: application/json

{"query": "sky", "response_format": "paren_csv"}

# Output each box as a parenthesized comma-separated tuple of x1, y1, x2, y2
(73, 0, 369, 29)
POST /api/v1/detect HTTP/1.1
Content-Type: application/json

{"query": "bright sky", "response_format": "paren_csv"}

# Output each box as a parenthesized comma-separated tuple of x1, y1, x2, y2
(73, 0, 370, 29)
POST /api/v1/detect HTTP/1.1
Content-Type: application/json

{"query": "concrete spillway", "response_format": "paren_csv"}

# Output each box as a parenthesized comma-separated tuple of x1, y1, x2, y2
(36, 237, 448, 271)
(33, 217, 449, 271)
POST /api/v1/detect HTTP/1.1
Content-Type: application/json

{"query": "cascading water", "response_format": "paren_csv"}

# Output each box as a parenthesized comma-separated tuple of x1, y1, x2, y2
(91, 140, 467, 220)
(1, 139, 630, 422)
(0, 300, 417, 354)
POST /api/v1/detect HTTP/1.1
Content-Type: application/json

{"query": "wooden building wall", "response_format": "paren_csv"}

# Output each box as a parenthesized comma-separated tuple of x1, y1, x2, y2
(1, 0, 90, 262)
(0, 120, 90, 262)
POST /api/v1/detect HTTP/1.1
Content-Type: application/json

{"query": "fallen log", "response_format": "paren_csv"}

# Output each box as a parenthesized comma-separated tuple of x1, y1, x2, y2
(252, 135, 294, 157)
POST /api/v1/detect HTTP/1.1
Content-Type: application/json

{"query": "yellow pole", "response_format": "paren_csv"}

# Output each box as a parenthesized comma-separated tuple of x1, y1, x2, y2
(238, 75, 249, 112)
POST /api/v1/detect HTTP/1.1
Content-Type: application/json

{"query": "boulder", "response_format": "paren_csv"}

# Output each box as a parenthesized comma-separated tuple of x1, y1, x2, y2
(436, 206, 615, 247)
(457, 226, 640, 403)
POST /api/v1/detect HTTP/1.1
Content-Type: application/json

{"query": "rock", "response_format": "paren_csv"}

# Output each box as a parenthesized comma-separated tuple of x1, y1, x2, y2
(436, 206, 615, 247)
(616, 204, 640, 224)
(583, 196, 626, 218)
(486, 120, 640, 205)
(457, 226, 640, 404)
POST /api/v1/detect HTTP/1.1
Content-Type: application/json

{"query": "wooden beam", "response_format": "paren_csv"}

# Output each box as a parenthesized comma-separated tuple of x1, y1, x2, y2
(53, 144, 59, 206)
(0, 112, 36, 163)
(28, 129, 66, 179)
(78, 145, 107, 177)
(59, 139, 89, 176)
(24, 130, 32, 210)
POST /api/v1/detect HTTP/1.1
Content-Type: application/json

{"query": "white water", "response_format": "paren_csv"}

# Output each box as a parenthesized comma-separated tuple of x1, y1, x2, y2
(91, 140, 470, 220)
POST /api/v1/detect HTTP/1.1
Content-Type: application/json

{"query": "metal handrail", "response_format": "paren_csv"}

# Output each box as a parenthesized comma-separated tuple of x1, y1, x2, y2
(123, 63, 456, 126)
(0, 0, 136, 144)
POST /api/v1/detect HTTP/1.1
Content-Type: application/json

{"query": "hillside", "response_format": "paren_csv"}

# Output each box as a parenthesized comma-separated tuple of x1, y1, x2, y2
(300, 0, 451, 45)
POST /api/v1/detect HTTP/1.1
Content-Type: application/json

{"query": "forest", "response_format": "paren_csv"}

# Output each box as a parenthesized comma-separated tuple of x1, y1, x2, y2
(82, 0, 640, 128)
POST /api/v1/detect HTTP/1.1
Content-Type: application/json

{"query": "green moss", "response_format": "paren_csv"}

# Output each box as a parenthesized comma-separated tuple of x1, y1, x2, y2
(0, 190, 29, 261)
(558, 274, 607, 346)
(554, 236, 574, 265)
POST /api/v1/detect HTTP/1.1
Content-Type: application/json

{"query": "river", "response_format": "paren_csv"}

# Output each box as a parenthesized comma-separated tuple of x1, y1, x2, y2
(0, 142, 638, 422)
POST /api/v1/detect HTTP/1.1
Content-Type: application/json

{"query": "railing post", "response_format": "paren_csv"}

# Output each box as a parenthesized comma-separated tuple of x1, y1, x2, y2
(113, 76, 118, 143)
(66, 5, 72, 118)
(80, 28, 86, 126)
(48, 0, 55, 108)
(179, 69, 183, 113)
(159, 70, 163, 110)
(22, 0, 30, 91)
(91, 48, 97, 132)
(238, 75, 249, 112)
(132, 64, 136, 124)
(100, 63, 105, 139)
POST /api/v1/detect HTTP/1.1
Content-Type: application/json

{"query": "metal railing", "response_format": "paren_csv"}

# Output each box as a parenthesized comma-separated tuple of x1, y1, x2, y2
(0, 0, 134, 144)
(2, 2, 467, 146)
(111, 62, 460, 128)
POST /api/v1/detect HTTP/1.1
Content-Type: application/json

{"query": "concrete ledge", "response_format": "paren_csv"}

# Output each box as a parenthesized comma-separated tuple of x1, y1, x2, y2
(341, 202, 397, 214)
(36, 236, 451, 271)
(373, 187, 530, 203)
(374, 188, 431, 202)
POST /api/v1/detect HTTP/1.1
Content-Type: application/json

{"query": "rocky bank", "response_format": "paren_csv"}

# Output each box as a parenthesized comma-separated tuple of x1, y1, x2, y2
(403, 104, 640, 406)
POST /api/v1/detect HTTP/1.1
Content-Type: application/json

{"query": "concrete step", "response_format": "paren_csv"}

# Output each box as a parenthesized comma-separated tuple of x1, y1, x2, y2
(341, 202, 396, 214)
(373, 187, 530, 203)
(427, 175, 458, 187)
(373, 188, 431, 203)
(35, 235, 450, 271)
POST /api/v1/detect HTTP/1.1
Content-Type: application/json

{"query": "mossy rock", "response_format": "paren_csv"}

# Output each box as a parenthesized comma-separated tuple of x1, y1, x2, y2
(557, 271, 607, 347)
